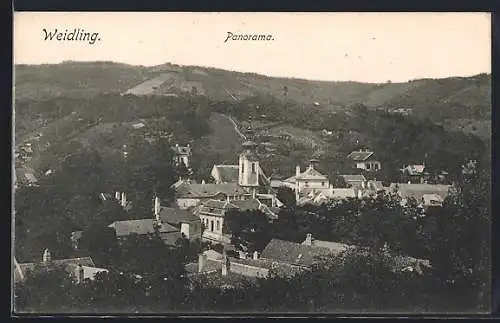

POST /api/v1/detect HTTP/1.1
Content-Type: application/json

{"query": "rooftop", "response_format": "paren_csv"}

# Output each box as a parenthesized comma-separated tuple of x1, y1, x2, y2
(347, 150, 375, 162)
(260, 239, 334, 267)
(108, 219, 178, 237)
(159, 207, 199, 225)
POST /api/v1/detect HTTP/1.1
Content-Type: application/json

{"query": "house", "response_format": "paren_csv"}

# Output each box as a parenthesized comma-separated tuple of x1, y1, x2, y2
(171, 144, 192, 168)
(195, 195, 280, 244)
(132, 122, 145, 130)
(262, 237, 431, 275)
(108, 217, 183, 247)
(340, 174, 367, 188)
(154, 197, 202, 241)
(298, 188, 358, 206)
(260, 238, 335, 269)
(186, 249, 303, 281)
(346, 149, 381, 171)
(13, 250, 108, 284)
(174, 182, 247, 209)
(386, 183, 452, 210)
(302, 233, 351, 255)
(283, 159, 330, 201)
(195, 199, 237, 244)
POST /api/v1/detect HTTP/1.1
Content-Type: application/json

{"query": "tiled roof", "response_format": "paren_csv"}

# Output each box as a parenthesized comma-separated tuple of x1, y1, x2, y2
(260, 239, 334, 267)
(108, 219, 178, 237)
(302, 239, 351, 256)
(212, 165, 239, 183)
(230, 198, 261, 211)
(197, 199, 238, 217)
(15, 257, 97, 282)
(347, 150, 375, 162)
(159, 207, 199, 225)
(176, 183, 246, 199)
(296, 167, 328, 181)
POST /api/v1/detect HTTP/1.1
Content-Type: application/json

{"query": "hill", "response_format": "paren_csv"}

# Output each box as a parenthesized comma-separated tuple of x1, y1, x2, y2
(14, 62, 491, 126)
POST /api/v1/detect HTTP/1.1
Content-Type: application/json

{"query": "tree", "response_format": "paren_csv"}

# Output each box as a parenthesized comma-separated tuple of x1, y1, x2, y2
(224, 209, 272, 252)
(276, 186, 296, 208)
(78, 224, 119, 267)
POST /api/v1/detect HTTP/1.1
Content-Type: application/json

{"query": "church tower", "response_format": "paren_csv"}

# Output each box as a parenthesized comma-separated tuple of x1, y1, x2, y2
(238, 141, 260, 193)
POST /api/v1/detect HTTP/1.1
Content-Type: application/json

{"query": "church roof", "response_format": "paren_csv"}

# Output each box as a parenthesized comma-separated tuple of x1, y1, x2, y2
(212, 165, 240, 183)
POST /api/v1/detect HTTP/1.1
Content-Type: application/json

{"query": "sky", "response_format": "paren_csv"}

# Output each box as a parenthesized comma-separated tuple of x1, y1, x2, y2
(14, 12, 491, 83)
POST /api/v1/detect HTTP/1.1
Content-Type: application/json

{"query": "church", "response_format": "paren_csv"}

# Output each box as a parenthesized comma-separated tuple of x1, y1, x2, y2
(174, 141, 279, 210)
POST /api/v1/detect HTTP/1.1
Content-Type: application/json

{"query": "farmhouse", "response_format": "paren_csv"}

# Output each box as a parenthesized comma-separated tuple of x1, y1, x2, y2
(347, 149, 381, 171)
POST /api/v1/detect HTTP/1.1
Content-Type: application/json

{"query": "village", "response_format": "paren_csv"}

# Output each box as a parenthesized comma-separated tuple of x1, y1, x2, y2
(14, 127, 462, 290)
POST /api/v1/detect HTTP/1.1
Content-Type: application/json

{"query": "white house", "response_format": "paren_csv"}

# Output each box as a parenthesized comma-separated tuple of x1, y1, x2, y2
(282, 159, 330, 201)
(347, 149, 381, 171)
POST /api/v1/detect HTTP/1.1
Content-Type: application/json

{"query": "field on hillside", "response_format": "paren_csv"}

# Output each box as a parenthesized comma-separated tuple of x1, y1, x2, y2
(15, 62, 491, 122)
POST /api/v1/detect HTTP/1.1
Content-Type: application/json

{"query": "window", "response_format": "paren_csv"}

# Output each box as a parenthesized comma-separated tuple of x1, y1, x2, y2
(305, 181, 309, 187)
(321, 181, 325, 186)
(251, 163, 256, 174)
(210, 220, 214, 232)
(216, 220, 220, 231)
(366, 163, 371, 170)
(241, 163, 245, 174)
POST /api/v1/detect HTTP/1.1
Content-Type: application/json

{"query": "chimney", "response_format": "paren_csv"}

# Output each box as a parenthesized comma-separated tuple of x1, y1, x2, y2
(226, 195, 230, 203)
(42, 248, 51, 262)
(296, 165, 301, 177)
(361, 180, 366, 189)
(222, 255, 229, 276)
(175, 144, 179, 147)
(198, 253, 207, 273)
(121, 192, 127, 208)
(253, 251, 259, 260)
(115, 191, 120, 200)
(77, 264, 84, 284)
(252, 188, 256, 199)
(202, 179, 206, 185)
(305, 233, 313, 246)
(154, 196, 161, 220)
